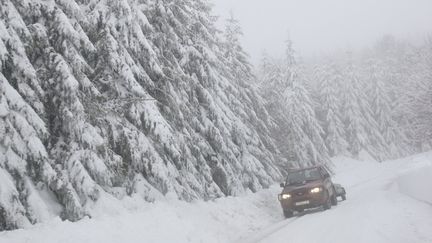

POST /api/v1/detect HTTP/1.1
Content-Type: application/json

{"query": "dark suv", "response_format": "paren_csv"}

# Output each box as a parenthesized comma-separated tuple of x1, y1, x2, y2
(278, 165, 338, 218)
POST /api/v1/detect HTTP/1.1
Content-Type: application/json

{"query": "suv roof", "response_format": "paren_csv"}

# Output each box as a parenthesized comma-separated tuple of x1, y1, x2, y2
(288, 165, 325, 172)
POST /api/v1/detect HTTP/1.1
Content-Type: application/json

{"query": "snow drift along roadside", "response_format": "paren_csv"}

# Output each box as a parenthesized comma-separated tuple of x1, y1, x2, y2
(0, 185, 283, 243)
(396, 166, 432, 205)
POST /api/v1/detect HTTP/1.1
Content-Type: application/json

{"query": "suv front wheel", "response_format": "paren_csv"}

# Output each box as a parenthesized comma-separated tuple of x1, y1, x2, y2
(284, 210, 294, 218)
(323, 190, 332, 210)
(331, 188, 338, 206)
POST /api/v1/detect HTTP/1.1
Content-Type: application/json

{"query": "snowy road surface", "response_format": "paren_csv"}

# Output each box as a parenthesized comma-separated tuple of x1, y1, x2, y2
(1, 153, 432, 243)
(237, 154, 432, 243)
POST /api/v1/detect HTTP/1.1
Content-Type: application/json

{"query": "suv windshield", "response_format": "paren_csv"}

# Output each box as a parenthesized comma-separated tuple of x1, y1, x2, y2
(286, 168, 322, 185)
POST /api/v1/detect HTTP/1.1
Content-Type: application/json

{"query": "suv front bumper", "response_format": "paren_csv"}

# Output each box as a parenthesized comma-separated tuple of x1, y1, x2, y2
(279, 191, 328, 211)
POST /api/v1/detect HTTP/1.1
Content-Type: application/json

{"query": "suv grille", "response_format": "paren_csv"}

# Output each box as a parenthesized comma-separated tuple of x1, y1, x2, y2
(293, 188, 309, 197)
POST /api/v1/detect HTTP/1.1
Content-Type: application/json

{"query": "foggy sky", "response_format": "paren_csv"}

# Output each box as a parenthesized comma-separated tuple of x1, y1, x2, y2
(212, 0, 432, 65)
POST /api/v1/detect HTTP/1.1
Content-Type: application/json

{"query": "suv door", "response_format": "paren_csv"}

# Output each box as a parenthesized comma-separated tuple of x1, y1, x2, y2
(319, 167, 334, 197)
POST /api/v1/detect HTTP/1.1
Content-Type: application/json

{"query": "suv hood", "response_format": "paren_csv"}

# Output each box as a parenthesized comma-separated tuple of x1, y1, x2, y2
(282, 180, 324, 194)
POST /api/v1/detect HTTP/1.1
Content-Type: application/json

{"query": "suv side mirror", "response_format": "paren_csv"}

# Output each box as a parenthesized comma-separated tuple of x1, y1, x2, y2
(280, 183, 285, 188)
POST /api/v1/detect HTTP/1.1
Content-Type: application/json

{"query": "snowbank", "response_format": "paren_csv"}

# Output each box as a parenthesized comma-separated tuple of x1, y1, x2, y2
(396, 166, 432, 205)
(0, 186, 283, 243)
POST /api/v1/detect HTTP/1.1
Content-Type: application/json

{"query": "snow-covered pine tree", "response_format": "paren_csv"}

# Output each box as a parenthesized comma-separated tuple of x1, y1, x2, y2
(223, 13, 252, 82)
(342, 61, 388, 160)
(258, 55, 286, 112)
(258, 39, 330, 169)
(315, 63, 348, 157)
(410, 38, 432, 149)
(0, 1, 86, 228)
(364, 59, 408, 158)
(221, 13, 283, 189)
(143, 0, 282, 196)
(257, 47, 293, 167)
(283, 72, 331, 167)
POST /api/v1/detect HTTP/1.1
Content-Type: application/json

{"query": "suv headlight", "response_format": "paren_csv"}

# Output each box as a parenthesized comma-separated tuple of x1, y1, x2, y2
(310, 187, 322, 193)
(278, 194, 291, 200)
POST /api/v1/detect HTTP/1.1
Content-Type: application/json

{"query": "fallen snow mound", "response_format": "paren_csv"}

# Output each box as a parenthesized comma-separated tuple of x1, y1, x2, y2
(0, 186, 283, 243)
(396, 164, 432, 205)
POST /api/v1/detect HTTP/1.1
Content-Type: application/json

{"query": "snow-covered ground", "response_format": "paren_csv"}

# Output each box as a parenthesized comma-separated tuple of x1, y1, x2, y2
(1, 152, 432, 243)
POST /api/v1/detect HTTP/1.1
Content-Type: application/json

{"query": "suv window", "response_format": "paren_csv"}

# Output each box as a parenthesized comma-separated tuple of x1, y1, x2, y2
(286, 168, 322, 185)
(319, 167, 330, 178)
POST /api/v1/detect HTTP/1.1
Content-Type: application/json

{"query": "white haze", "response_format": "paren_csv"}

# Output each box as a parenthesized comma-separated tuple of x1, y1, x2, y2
(212, 0, 432, 64)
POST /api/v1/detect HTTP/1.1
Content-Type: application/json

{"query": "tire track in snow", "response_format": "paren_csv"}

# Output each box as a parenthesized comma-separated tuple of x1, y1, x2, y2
(234, 213, 307, 243)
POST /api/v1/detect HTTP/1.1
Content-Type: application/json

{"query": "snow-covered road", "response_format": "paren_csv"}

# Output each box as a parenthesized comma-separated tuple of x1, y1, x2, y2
(1, 153, 432, 243)
(237, 154, 432, 243)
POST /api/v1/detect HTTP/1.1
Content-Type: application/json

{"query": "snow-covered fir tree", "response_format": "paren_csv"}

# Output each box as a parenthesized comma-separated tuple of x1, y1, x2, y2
(364, 59, 408, 158)
(314, 63, 348, 157)
(341, 61, 389, 160)
(410, 38, 432, 149)
(258, 39, 330, 169)
(223, 13, 252, 82)
(283, 72, 330, 167)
